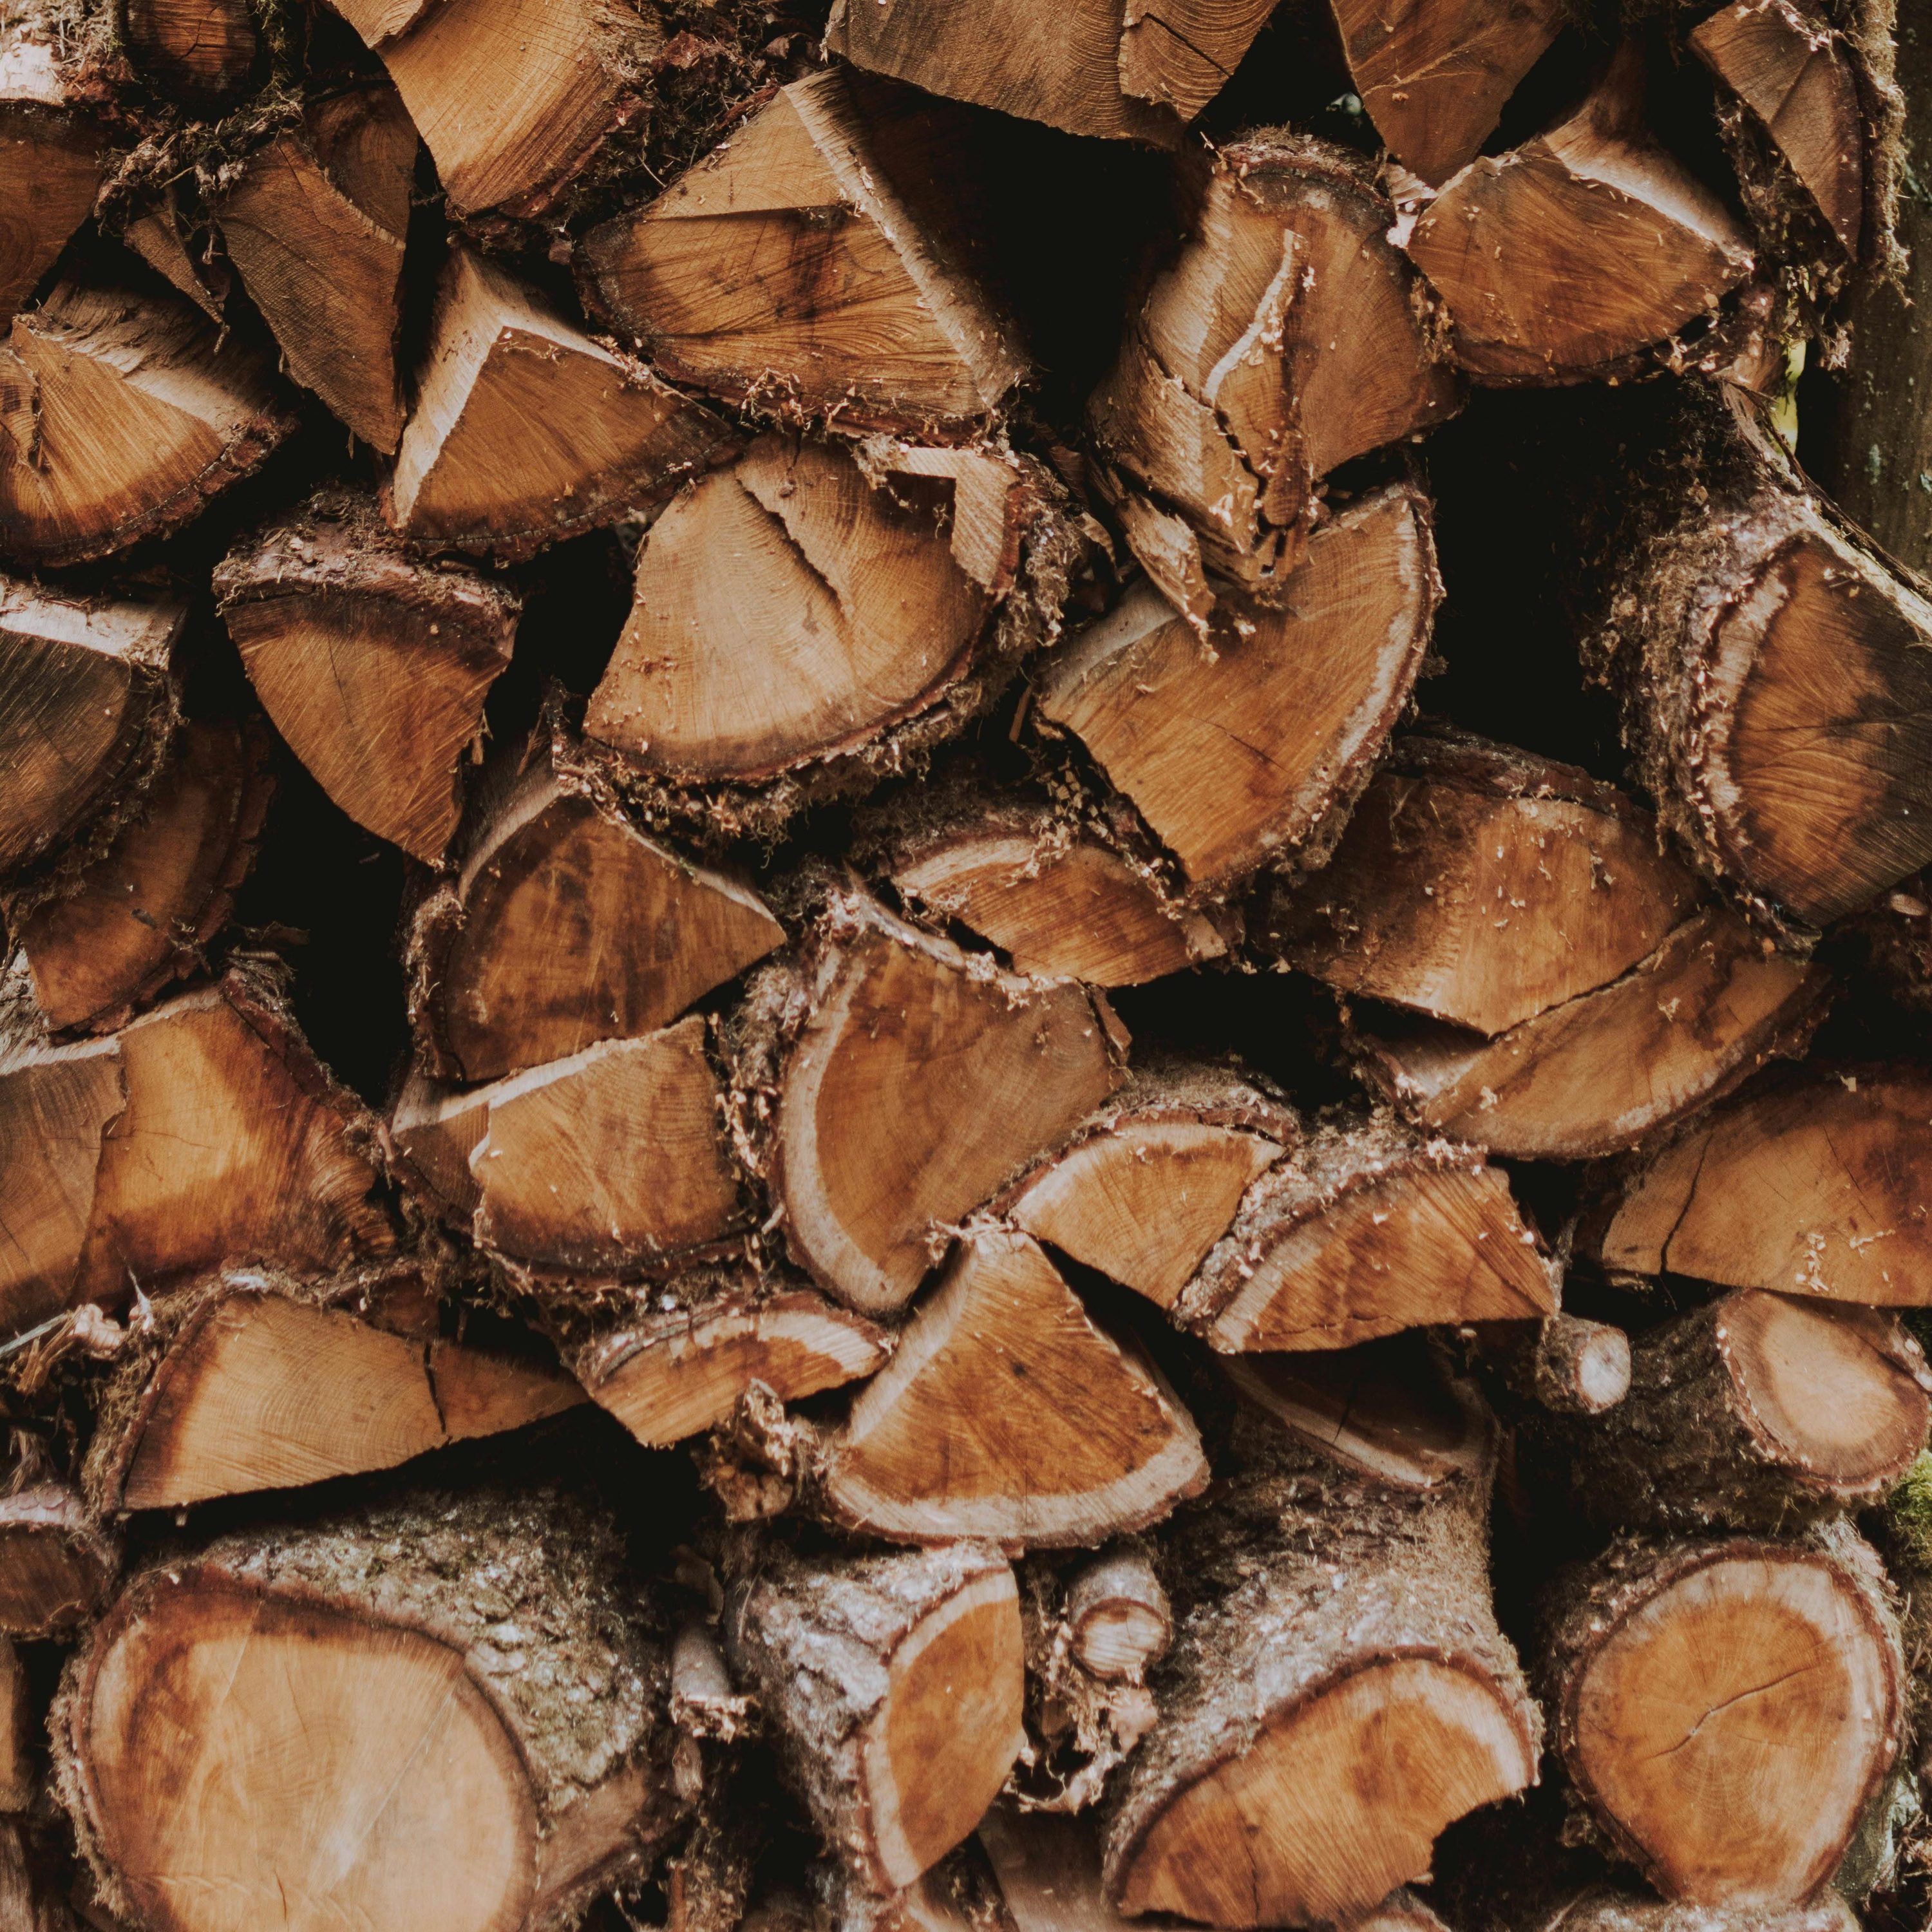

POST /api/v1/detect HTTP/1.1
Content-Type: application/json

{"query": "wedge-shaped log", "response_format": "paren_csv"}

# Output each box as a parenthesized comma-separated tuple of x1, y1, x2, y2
(334, 0, 663, 216)
(387, 249, 736, 559)
(0, 578, 182, 884)
(583, 437, 1063, 834)
(1331, 0, 1567, 185)
(468, 1019, 744, 1269)
(1539, 1528, 1903, 1908)
(820, 1228, 1208, 1548)
(82, 1267, 583, 1514)
(1588, 1063, 1932, 1303)
(408, 743, 783, 1083)
(0, 1479, 115, 1638)
(823, 0, 1274, 142)
(879, 787, 1227, 988)
(574, 1268, 891, 1450)
(0, 968, 394, 1332)
(0, 19, 106, 316)
(1406, 46, 1756, 381)
(1105, 1394, 1538, 1926)
(17, 717, 272, 1032)
(1178, 1114, 1551, 1353)
(1089, 140, 1457, 610)
(216, 84, 416, 451)
(1358, 904, 1830, 1160)
(581, 70, 1027, 435)
(1586, 381, 1932, 929)
(764, 887, 1122, 1316)
(59, 1481, 687, 1932)
(1036, 486, 1439, 895)
(0, 281, 299, 567)
(216, 493, 519, 862)
(996, 1061, 1293, 1309)
(123, 0, 258, 104)
(1693, 0, 1866, 265)
(725, 1540, 1025, 1895)
(1553, 1290, 1931, 1533)
(1259, 732, 1704, 1036)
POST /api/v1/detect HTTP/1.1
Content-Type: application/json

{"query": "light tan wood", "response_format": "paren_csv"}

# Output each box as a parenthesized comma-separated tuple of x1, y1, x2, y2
(349, 0, 661, 216)
(386, 1070, 489, 1222)
(217, 495, 518, 862)
(580, 69, 1027, 434)
(469, 1019, 743, 1270)
(121, 185, 229, 321)
(821, 1227, 1208, 1547)
(1360, 905, 1829, 1159)
(1262, 735, 1705, 1036)
(1331, 0, 1567, 184)
(19, 719, 272, 1032)
(0, 580, 184, 884)
(388, 249, 737, 559)
(1066, 1554, 1171, 1684)
(0, 24, 104, 316)
(1179, 1117, 1551, 1352)
(411, 752, 784, 1083)
(1594, 1064, 1932, 1302)
(1090, 139, 1457, 607)
(1037, 488, 1439, 891)
(217, 86, 417, 451)
(772, 891, 1122, 1316)
(577, 1282, 891, 1449)
(0, 1481, 116, 1638)
(90, 1271, 583, 1511)
(1692, 0, 1864, 258)
(1406, 44, 1757, 379)
(978, 1807, 1194, 1932)
(0, 281, 298, 568)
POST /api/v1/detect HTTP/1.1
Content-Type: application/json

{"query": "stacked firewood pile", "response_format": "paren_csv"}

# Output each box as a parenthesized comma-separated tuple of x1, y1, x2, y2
(5, 0, 1932, 1926)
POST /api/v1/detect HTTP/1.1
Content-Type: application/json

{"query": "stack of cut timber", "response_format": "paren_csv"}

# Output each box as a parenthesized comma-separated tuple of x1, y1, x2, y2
(2, 1, 1930, 1930)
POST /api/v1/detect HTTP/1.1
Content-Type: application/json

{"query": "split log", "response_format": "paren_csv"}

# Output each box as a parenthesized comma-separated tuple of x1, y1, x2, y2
(215, 493, 519, 862)
(386, 1067, 489, 1222)
(579, 69, 1027, 437)
(386, 247, 737, 559)
(1103, 1394, 1538, 1926)
(1220, 1331, 1497, 1493)
(1526, 1897, 1858, 1932)
(122, 0, 258, 104)
(80, 1265, 584, 1514)
(406, 738, 784, 1083)
(1356, 904, 1832, 1160)
(1088, 138, 1457, 609)
(1539, 1527, 1903, 1907)
(1476, 1312, 1632, 1417)
(1035, 484, 1439, 895)
(817, 1226, 1208, 1548)
(0, 21, 106, 317)
(1330, 0, 1567, 185)
(15, 717, 273, 1033)
(215, 84, 417, 451)
(0, 1639, 29, 1812)
(0, 1479, 115, 1638)
(1691, 0, 1866, 270)
(1583, 381, 1932, 930)
(572, 1267, 891, 1450)
(0, 577, 183, 885)
(0, 281, 299, 568)
(468, 1019, 747, 1270)
(57, 1481, 688, 1932)
(1256, 732, 1704, 1037)
(995, 1061, 1293, 1311)
(1405, 45, 1757, 382)
(0, 965, 395, 1332)
(120, 184, 228, 321)
(1175, 1113, 1551, 1353)
(723, 1540, 1025, 1895)
(757, 884, 1123, 1317)
(334, 0, 662, 218)
(822, 0, 1276, 142)
(1550, 1289, 1931, 1533)
(1586, 1062, 1932, 1303)
(1065, 1551, 1170, 1684)
(873, 785, 1229, 989)
(580, 437, 1070, 837)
